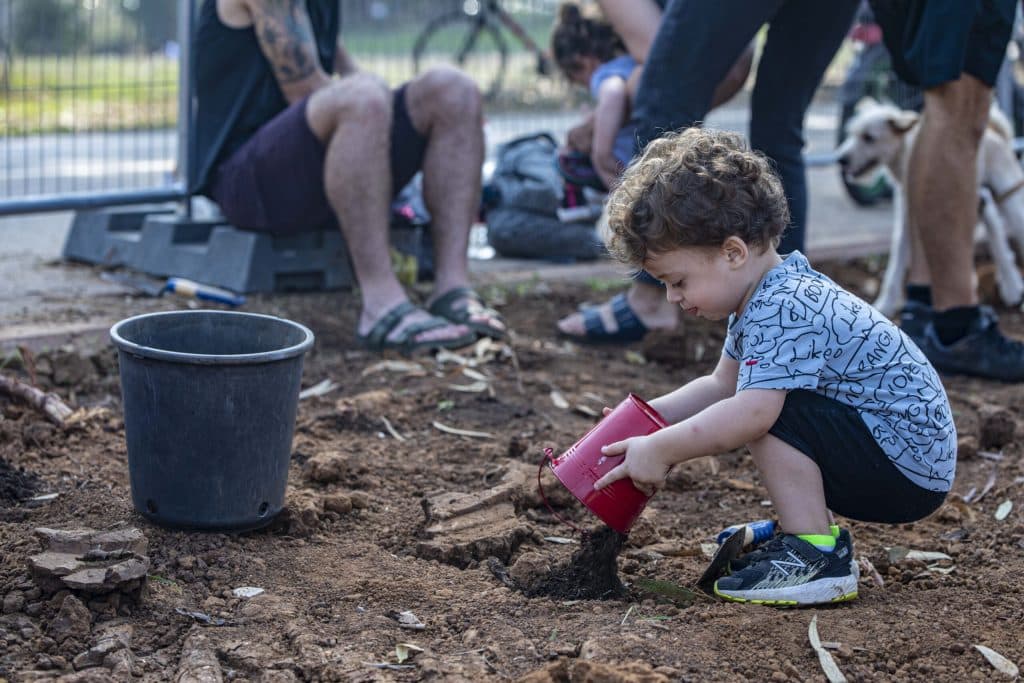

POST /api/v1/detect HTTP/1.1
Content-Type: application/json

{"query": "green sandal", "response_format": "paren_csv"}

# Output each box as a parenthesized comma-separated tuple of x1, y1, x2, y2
(428, 287, 508, 340)
(357, 301, 476, 354)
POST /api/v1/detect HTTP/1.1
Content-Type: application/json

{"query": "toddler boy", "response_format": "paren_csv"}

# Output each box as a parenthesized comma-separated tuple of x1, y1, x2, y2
(593, 128, 955, 606)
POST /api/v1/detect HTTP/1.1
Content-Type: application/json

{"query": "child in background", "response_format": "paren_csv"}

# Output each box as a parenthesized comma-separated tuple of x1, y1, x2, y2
(593, 128, 956, 606)
(551, 3, 637, 191)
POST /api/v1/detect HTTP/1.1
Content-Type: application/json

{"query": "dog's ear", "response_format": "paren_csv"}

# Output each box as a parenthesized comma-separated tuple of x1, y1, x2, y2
(888, 110, 919, 134)
(854, 96, 879, 113)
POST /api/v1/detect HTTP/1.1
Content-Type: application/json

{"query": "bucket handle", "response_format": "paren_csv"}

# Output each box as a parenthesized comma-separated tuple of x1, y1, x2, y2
(537, 447, 590, 538)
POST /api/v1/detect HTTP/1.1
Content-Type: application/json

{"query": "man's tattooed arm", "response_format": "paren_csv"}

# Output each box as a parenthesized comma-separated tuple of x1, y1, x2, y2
(249, 0, 331, 102)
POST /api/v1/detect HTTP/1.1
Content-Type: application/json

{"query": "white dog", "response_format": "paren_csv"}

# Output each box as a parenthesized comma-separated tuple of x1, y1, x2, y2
(836, 99, 1024, 317)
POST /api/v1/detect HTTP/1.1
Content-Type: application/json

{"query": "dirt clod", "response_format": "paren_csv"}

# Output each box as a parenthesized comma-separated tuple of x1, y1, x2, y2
(0, 455, 40, 505)
(978, 404, 1016, 449)
(48, 594, 92, 643)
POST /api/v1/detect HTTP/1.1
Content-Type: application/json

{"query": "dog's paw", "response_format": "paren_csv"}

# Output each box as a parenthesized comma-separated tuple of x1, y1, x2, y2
(996, 273, 1024, 307)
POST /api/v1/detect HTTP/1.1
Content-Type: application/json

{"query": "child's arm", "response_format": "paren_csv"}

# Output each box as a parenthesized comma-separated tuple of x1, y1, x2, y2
(591, 77, 629, 189)
(595, 387, 787, 491)
(566, 111, 595, 154)
(650, 352, 738, 424)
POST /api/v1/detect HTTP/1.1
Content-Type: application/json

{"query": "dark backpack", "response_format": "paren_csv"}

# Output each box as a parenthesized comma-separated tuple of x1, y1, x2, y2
(484, 132, 604, 261)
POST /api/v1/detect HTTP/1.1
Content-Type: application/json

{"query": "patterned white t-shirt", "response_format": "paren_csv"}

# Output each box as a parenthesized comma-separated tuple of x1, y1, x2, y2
(723, 251, 956, 492)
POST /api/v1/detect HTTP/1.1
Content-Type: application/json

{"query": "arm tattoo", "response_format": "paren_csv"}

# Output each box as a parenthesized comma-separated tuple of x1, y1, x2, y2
(251, 0, 321, 84)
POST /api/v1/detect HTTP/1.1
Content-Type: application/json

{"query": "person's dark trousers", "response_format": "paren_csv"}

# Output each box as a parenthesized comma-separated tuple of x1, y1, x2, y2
(631, 0, 859, 254)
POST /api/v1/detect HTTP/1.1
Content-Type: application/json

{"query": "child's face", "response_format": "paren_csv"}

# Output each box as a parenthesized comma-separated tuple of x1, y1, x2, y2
(565, 55, 600, 87)
(644, 245, 748, 320)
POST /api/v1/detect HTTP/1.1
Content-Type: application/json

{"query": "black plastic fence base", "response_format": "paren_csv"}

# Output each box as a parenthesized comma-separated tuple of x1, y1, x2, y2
(62, 207, 423, 293)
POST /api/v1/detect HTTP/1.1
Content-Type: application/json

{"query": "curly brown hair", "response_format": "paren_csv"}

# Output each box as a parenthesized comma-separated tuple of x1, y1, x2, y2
(605, 128, 790, 268)
(550, 3, 624, 79)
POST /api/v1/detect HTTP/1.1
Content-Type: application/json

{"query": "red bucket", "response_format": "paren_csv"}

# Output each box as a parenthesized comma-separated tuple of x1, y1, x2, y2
(539, 394, 668, 534)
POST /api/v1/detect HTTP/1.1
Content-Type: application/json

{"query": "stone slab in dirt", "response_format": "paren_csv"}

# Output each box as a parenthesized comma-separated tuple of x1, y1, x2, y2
(29, 527, 150, 595)
(2, 259, 1024, 681)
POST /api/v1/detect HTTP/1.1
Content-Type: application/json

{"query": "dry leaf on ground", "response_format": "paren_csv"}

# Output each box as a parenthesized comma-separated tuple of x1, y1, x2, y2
(808, 615, 847, 683)
(432, 421, 495, 439)
(973, 644, 1019, 678)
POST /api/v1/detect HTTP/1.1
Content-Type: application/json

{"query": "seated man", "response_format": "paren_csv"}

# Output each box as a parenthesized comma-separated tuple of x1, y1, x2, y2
(192, 0, 506, 353)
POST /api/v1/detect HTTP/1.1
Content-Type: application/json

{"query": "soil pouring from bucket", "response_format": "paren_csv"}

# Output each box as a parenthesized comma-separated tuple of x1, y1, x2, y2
(512, 527, 628, 600)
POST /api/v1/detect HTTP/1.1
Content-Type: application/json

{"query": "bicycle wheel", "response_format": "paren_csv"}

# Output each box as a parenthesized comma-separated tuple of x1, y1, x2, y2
(413, 11, 508, 101)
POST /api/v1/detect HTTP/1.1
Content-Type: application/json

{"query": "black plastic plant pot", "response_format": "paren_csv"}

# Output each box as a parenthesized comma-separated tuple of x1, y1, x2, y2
(110, 310, 314, 531)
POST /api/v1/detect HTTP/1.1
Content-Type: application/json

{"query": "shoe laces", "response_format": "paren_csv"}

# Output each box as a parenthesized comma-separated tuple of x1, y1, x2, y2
(736, 533, 788, 563)
(978, 312, 1024, 355)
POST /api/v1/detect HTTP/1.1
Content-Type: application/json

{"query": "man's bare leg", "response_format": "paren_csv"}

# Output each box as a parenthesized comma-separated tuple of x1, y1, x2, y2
(405, 67, 505, 333)
(908, 75, 990, 312)
(404, 69, 481, 295)
(306, 73, 469, 345)
(747, 433, 831, 537)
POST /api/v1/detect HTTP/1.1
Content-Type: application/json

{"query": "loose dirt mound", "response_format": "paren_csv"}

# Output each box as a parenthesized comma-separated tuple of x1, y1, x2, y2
(1, 261, 1023, 681)
(0, 456, 39, 506)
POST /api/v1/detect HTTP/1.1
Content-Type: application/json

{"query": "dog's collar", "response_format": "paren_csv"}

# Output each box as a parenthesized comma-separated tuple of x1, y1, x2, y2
(993, 178, 1024, 204)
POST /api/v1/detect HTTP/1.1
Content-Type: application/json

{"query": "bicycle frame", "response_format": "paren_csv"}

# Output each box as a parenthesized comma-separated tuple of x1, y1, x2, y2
(479, 0, 551, 74)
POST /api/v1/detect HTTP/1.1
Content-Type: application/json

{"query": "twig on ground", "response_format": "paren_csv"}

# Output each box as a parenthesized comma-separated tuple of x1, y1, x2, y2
(380, 416, 407, 442)
(432, 421, 495, 439)
(508, 344, 524, 394)
(620, 604, 635, 626)
(0, 372, 73, 426)
(17, 345, 37, 386)
(858, 555, 884, 588)
(299, 378, 339, 400)
(808, 615, 848, 683)
(973, 464, 999, 504)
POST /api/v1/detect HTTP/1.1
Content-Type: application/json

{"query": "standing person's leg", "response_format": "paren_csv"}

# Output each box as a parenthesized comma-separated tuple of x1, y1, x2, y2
(910, 76, 990, 314)
(632, 0, 778, 151)
(558, 0, 776, 341)
(748, 0, 859, 254)
(872, 0, 1024, 379)
(305, 74, 473, 349)
(402, 66, 507, 338)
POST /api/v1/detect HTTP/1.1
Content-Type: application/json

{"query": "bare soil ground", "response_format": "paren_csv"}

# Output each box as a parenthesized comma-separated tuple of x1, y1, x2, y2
(2, 259, 1023, 682)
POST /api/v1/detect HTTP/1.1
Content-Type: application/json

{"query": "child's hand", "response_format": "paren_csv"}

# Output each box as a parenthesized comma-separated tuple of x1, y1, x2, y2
(592, 435, 671, 495)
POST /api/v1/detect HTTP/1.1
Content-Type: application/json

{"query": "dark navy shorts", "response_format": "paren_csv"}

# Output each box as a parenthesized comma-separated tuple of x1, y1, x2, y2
(209, 85, 428, 234)
(869, 0, 1015, 89)
(768, 389, 947, 524)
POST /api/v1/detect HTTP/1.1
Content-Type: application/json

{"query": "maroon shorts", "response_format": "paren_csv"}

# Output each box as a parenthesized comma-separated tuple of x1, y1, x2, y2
(208, 85, 428, 234)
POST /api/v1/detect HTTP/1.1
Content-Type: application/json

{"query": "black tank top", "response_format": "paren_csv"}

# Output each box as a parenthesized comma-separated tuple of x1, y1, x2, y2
(192, 0, 340, 194)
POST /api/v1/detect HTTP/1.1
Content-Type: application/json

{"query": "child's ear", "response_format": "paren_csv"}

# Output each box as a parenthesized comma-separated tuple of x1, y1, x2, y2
(721, 236, 748, 267)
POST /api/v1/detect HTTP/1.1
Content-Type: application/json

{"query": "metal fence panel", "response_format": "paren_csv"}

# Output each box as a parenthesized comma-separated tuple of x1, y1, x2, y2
(6, 0, 1018, 219)
(0, 0, 187, 215)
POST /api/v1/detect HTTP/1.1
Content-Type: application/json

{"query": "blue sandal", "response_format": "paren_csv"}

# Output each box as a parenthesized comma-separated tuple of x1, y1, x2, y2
(570, 292, 648, 343)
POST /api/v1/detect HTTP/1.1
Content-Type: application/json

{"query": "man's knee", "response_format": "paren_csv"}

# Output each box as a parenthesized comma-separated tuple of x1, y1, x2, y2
(925, 75, 991, 143)
(313, 73, 392, 133)
(411, 66, 482, 121)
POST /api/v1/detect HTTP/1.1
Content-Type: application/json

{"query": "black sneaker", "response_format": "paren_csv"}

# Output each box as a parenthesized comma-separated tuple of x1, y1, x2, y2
(729, 527, 858, 575)
(714, 534, 858, 606)
(919, 306, 1024, 381)
(899, 300, 931, 346)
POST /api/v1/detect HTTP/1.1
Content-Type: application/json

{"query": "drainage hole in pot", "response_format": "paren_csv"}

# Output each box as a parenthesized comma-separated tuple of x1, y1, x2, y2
(258, 502, 269, 517)
(146, 499, 158, 514)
